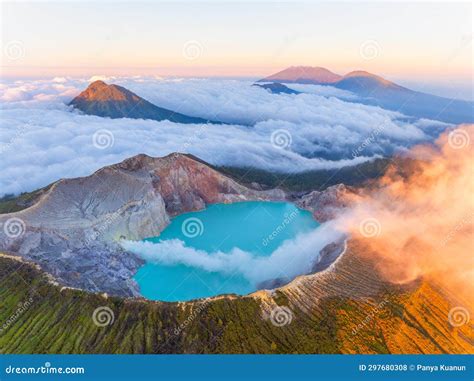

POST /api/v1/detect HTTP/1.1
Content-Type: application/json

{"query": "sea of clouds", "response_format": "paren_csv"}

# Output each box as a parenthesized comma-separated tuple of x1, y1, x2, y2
(0, 76, 451, 196)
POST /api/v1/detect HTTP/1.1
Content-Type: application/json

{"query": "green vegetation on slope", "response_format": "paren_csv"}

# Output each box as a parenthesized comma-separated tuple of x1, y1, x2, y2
(216, 158, 393, 192)
(0, 184, 52, 214)
(0, 257, 471, 354)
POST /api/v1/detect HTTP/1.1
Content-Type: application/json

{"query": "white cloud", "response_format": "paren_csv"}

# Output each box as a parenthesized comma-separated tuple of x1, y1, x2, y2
(121, 221, 344, 286)
(0, 77, 447, 196)
(281, 82, 358, 99)
(87, 75, 117, 83)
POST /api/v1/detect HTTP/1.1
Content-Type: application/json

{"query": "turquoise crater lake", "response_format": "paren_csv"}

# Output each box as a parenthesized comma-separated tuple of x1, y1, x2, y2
(132, 201, 320, 301)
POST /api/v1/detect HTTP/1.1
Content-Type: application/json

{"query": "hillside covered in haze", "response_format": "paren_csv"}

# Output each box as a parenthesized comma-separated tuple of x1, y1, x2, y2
(259, 66, 474, 124)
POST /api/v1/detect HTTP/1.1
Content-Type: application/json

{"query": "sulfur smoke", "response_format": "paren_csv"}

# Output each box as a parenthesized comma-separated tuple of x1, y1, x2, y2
(121, 223, 344, 287)
(338, 124, 474, 302)
(122, 125, 472, 299)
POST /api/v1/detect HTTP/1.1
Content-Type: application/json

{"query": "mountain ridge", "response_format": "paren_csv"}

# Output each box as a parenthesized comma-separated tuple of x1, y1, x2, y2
(0, 153, 472, 354)
(258, 66, 342, 84)
(1, 239, 472, 354)
(0, 153, 287, 296)
(69, 80, 221, 124)
(258, 66, 473, 124)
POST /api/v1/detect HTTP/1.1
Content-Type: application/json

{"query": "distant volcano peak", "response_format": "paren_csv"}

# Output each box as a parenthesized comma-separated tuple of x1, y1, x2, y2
(258, 66, 342, 84)
(75, 80, 140, 102)
(89, 79, 107, 88)
(257, 66, 473, 124)
(69, 80, 220, 124)
(341, 70, 397, 87)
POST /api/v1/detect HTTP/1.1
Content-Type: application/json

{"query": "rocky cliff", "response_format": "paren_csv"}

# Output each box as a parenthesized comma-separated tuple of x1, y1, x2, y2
(0, 153, 295, 296)
(0, 153, 471, 354)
